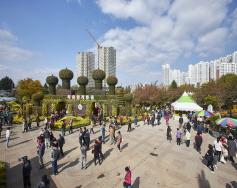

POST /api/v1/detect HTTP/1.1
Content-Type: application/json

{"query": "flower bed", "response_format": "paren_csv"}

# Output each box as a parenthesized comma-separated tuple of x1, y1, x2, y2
(54, 116, 90, 130)
(0, 161, 6, 188)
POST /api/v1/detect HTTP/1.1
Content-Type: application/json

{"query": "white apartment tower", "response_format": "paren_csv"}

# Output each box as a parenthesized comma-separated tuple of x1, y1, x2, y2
(162, 64, 170, 86)
(76, 52, 95, 87)
(98, 47, 116, 87)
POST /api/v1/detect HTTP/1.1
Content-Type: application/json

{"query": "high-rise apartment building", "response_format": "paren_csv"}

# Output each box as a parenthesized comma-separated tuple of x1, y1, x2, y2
(98, 47, 116, 87)
(76, 52, 95, 87)
(162, 64, 170, 86)
(162, 51, 237, 87)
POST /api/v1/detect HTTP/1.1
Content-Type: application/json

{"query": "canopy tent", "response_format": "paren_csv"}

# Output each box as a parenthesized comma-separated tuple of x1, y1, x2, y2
(171, 92, 203, 112)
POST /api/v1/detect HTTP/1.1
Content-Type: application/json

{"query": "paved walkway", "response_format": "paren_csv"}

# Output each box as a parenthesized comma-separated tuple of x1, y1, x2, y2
(0, 119, 237, 188)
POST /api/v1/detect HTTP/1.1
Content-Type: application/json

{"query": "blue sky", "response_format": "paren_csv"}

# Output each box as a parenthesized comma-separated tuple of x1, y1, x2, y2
(0, 0, 237, 86)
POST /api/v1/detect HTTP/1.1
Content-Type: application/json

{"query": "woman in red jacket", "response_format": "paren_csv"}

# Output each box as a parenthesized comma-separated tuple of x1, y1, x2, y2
(123, 166, 132, 188)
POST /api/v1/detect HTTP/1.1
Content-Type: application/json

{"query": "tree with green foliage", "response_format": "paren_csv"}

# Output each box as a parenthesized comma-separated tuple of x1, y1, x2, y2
(0, 76, 15, 90)
(170, 80, 177, 89)
(16, 78, 42, 99)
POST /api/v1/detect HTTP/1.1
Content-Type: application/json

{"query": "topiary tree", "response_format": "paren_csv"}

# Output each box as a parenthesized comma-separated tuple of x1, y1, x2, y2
(77, 76, 88, 95)
(92, 69, 106, 90)
(107, 76, 118, 95)
(32, 92, 44, 106)
(46, 75, 58, 95)
(59, 68, 74, 89)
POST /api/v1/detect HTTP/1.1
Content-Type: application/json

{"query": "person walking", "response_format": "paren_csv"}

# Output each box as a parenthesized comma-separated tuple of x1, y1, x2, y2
(109, 126, 115, 145)
(214, 137, 222, 162)
(43, 128, 50, 149)
(0, 122, 2, 138)
(178, 114, 183, 129)
(22, 156, 32, 188)
(195, 132, 203, 154)
(166, 126, 172, 143)
(23, 118, 28, 133)
(80, 142, 87, 169)
(123, 166, 132, 188)
(205, 144, 215, 173)
(37, 138, 45, 169)
(176, 128, 182, 146)
(92, 140, 101, 165)
(227, 136, 237, 163)
(57, 134, 65, 157)
(68, 119, 73, 134)
(186, 121, 191, 132)
(61, 120, 66, 136)
(6, 127, 10, 148)
(127, 118, 132, 132)
(36, 115, 40, 127)
(185, 130, 191, 147)
(50, 143, 60, 176)
(100, 123, 106, 143)
(134, 116, 138, 127)
(84, 128, 90, 150)
(117, 131, 122, 152)
(37, 174, 50, 188)
(79, 128, 84, 147)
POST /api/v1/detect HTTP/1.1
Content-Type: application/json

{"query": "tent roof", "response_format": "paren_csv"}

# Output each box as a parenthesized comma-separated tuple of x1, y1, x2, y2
(171, 92, 203, 111)
(176, 91, 195, 103)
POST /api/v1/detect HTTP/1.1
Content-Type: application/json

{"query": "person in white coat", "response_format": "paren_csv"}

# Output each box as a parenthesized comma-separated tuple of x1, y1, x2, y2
(6, 127, 10, 148)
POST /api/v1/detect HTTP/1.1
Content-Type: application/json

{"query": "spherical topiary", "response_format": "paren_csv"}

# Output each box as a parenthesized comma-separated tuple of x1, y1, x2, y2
(107, 76, 118, 86)
(92, 69, 106, 80)
(123, 93, 133, 102)
(46, 75, 59, 85)
(59, 68, 74, 80)
(77, 76, 89, 86)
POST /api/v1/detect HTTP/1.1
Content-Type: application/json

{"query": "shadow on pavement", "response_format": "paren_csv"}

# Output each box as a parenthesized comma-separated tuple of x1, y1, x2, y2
(9, 139, 32, 148)
(104, 148, 113, 160)
(197, 170, 211, 188)
(59, 158, 79, 173)
(132, 177, 140, 188)
(121, 143, 128, 150)
(226, 181, 237, 188)
(0, 136, 20, 143)
(231, 162, 237, 171)
(7, 156, 58, 188)
(64, 146, 78, 157)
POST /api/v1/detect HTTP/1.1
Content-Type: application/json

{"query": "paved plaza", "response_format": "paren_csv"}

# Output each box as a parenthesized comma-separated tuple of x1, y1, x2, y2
(0, 119, 237, 188)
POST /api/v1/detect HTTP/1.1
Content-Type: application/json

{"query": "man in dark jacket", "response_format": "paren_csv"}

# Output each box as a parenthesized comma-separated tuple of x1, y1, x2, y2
(50, 144, 60, 176)
(195, 133, 203, 154)
(83, 128, 90, 150)
(57, 134, 65, 157)
(179, 115, 183, 128)
(22, 156, 32, 188)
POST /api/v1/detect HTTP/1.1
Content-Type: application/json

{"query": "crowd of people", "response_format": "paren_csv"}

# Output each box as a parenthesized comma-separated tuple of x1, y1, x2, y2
(2, 105, 237, 187)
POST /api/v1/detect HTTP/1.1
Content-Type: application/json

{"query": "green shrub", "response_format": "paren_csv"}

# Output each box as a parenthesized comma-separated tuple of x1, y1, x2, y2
(54, 116, 90, 129)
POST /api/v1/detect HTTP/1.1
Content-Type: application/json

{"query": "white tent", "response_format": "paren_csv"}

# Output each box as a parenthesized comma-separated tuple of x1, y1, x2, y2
(171, 92, 203, 112)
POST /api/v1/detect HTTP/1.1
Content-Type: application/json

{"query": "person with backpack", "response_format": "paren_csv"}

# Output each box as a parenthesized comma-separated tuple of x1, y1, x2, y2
(57, 134, 65, 157)
(50, 143, 60, 176)
(123, 166, 132, 188)
(22, 156, 32, 188)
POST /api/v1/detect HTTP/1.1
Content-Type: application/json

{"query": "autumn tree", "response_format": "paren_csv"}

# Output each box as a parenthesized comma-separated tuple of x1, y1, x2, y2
(16, 78, 43, 99)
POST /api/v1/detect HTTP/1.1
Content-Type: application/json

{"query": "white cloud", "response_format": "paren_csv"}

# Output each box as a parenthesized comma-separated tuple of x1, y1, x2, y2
(96, 0, 236, 84)
(0, 28, 38, 62)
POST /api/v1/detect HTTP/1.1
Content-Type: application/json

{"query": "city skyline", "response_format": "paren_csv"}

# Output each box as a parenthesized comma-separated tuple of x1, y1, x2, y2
(162, 50, 237, 86)
(0, 0, 237, 86)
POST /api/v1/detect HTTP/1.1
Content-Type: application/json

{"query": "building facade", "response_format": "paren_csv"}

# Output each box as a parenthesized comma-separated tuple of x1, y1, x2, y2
(76, 52, 95, 87)
(162, 51, 237, 87)
(98, 47, 116, 87)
